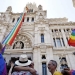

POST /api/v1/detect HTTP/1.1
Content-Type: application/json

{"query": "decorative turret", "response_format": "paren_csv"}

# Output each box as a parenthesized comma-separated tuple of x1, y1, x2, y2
(6, 6, 12, 13)
(38, 5, 43, 10)
(72, 0, 75, 7)
(25, 3, 38, 13)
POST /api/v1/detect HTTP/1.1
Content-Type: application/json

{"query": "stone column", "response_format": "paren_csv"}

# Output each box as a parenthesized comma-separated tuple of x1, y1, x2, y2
(46, 47, 53, 75)
(34, 32, 38, 45)
(38, 49, 42, 75)
(44, 30, 51, 44)
(33, 47, 39, 71)
(49, 29, 54, 46)
(54, 55, 60, 71)
(68, 54, 75, 69)
(61, 29, 68, 47)
(66, 54, 71, 69)
(33, 47, 42, 75)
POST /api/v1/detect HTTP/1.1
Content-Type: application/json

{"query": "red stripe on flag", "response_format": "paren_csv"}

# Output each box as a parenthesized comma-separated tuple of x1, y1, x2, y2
(8, 13, 26, 45)
(68, 38, 75, 46)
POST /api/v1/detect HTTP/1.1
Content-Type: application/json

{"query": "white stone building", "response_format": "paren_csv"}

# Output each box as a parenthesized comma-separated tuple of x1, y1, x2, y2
(0, 3, 75, 75)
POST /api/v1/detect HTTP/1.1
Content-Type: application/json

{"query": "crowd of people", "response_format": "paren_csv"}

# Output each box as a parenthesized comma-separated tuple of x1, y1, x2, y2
(0, 42, 75, 75)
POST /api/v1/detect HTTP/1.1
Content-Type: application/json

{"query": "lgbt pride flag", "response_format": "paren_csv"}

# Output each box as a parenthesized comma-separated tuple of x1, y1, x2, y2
(2, 7, 28, 46)
(68, 29, 75, 46)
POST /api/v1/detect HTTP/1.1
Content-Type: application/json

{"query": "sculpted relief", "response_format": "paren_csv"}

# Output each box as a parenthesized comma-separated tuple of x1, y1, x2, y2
(13, 41, 24, 49)
(6, 6, 12, 12)
(13, 35, 32, 49)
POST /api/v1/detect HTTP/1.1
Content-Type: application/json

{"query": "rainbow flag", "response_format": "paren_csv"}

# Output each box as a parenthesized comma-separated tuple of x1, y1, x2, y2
(2, 13, 25, 45)
(68, 29, 75, 46)
(2, 7, 28, 46)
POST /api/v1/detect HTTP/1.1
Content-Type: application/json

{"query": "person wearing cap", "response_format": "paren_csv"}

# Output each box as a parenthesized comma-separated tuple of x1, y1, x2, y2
(9, 54, 38, 75)
(0, 43, 7, 75)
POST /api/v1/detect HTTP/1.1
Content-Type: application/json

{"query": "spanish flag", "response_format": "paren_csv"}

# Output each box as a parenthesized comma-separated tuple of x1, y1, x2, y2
(68, 29, 75, 46)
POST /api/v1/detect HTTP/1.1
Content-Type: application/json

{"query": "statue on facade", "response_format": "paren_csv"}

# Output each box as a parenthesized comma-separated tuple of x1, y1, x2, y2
(6, 6, 12, 13)
(38, 5, 43, 10)
(14, 41, 22, 49)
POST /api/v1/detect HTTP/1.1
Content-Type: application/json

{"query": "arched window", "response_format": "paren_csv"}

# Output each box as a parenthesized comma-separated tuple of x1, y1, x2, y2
(31, 17, 34, 22)
(12, 18, 15, 22)
(13, 41, 24, 49)
(17, 17, 20, 22)
(41, 34, 44, 43)
(27, 17, 29, 22)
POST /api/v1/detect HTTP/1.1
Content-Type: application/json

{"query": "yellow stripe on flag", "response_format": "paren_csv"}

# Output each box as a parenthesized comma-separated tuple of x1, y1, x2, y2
(70, 35, 75, 40)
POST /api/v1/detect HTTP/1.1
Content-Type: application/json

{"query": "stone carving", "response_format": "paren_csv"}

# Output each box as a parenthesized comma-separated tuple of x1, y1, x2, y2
(38, 13, 44, 19)
(0, 13, 6, 21)
(13, 35, 32, 49)
(14, 41, 22, 49)
(38, 5, 43, 10)
(26, 3, 38, 12)
(6, 6, 12, 12)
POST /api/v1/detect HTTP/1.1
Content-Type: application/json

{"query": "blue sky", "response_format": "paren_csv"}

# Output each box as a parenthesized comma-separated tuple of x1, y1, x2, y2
(0, 0, 75, 21)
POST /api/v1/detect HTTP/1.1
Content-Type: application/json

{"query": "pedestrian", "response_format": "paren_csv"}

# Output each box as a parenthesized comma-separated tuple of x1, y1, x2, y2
(61, 70, 70, 75)
(48, 60, 62, 75)
(8, 54, 37, 75)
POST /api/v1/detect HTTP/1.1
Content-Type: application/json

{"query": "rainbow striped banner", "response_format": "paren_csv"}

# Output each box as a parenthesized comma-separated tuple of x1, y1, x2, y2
(2, 7, 28, 45)
(68, 29, 75, 46)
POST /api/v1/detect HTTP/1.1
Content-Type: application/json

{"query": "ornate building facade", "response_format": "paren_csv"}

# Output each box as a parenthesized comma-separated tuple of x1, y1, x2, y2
(0, 3, 75, 75)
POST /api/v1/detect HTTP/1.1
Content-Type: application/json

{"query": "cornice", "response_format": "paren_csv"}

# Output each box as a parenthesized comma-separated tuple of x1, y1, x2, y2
(34, 19, 48, 25)
(4, 49, 33, 54)
(49, 22, 75, 26)
(33, 44, 53, 49)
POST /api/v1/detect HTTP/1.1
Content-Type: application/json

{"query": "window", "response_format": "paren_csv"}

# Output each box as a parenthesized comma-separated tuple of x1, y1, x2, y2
(60, 57, 68, 70)
(56, 38, 62, 47)
(59, 29, 61, 32)
(30, 9, 33, 12)
(64, 29, 65, 32)
(27, 9, 33, 13)
(41, 34, 44, 43)
(51, 29, 53, 32)
(27, 17, 29, 22)
(66, 29, 70, 32)
(12, 18, 15, 22)
(42, 55, 46, 59)
(61, 38, 65, 46)
(42, 63, 47, 75)
(55, 29, 58, 32)
(17, 17, 20, 22)
(31, 17, 34, 22)
(53, 38, 56, 47)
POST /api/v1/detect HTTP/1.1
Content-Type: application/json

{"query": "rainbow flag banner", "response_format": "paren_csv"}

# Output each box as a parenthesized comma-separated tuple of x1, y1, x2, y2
(2, 7, 28, 46)
(68, 29, 75, 46)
